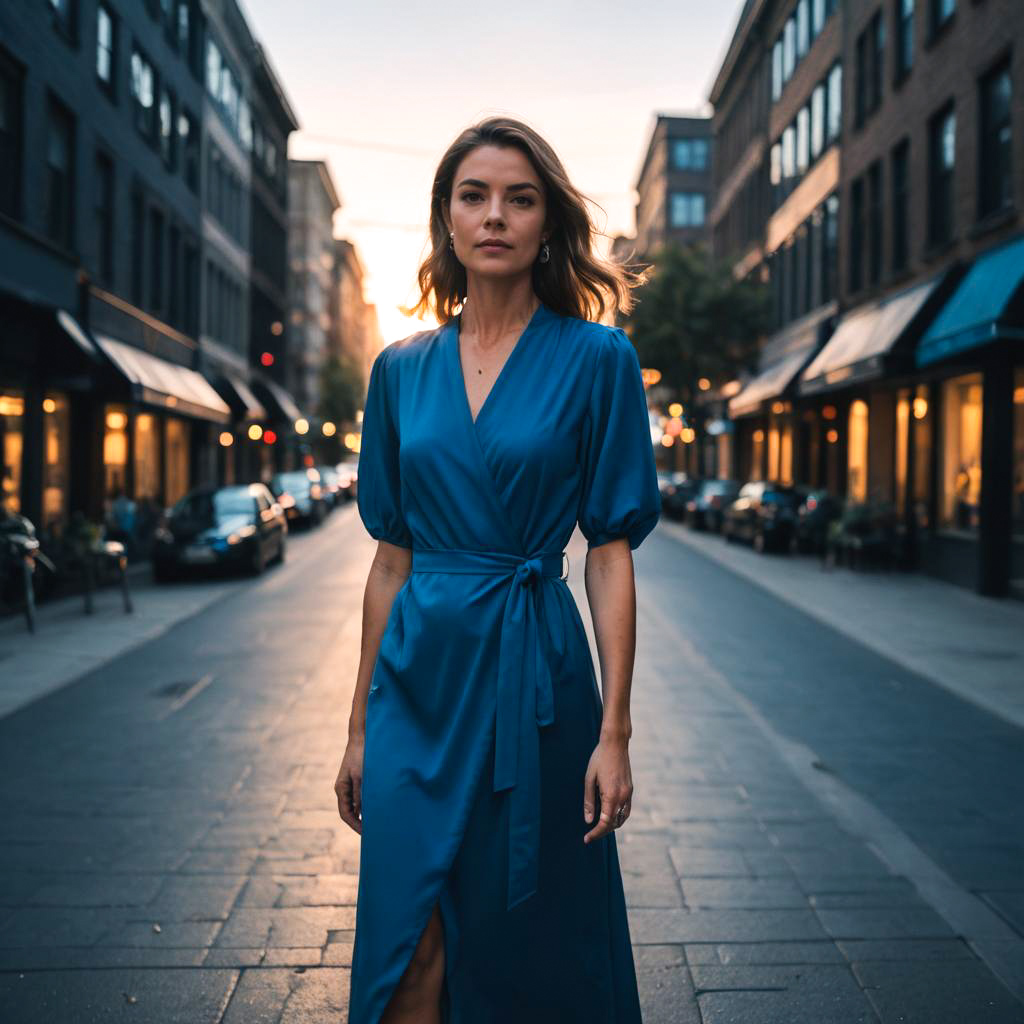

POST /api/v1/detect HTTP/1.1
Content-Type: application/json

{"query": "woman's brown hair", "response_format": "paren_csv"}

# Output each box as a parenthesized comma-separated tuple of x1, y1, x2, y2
(400, 116, 650, 325)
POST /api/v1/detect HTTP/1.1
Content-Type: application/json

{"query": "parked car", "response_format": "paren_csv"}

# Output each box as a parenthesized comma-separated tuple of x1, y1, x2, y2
(685, 479, 742, 532)
(792, 488, 844, 554)
(316, 464, 343, 508)
(152, 483, 286, 581)
(336, 460, 358, 502)
(722, 481, 804, 553)
(269, 469, 328, 528)
(659, 472, 701, 521)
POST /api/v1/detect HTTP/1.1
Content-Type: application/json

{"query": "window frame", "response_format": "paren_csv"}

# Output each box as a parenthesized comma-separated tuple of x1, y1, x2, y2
(977, 54, 1013, 221)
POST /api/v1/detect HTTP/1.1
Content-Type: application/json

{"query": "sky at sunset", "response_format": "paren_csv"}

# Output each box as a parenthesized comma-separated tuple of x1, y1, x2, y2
(240, 0, 742, 347)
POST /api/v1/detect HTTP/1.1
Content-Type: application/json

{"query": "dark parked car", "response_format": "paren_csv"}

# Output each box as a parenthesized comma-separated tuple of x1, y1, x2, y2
(316, 464, 343, 508)
(269, 469, 328, 528)
(336, 460, 358, 502)
(659, 471, 701, 521)
(685, 479, 742, 532)
(792, 488, 844, 554)
(722, 481, 804, 553)
(152, 483, 286, 581)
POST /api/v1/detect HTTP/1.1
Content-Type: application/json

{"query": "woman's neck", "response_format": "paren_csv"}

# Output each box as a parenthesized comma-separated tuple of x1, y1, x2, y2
(460, 275, 539, 345)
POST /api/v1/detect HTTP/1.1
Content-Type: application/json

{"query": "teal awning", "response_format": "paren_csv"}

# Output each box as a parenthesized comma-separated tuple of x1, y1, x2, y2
(917, 233, 1024, 366)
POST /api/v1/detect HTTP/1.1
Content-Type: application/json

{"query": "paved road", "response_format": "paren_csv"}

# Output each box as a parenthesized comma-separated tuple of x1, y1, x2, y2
(0, 510, 1021, 1022)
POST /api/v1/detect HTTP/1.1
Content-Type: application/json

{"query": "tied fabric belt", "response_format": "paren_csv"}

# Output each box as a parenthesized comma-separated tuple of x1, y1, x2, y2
(410, 547, 567, 911)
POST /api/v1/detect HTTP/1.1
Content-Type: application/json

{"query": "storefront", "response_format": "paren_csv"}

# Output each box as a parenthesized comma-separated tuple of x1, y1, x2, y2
(209, 371, 270, 487)
(915, 232, 1024, 597)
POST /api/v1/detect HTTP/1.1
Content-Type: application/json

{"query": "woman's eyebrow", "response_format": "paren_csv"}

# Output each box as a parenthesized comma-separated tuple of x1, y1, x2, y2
(456, 178, 541, 193)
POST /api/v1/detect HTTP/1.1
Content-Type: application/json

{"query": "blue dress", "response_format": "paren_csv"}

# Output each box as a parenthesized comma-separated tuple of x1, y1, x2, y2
(349, 300, 661, 1023)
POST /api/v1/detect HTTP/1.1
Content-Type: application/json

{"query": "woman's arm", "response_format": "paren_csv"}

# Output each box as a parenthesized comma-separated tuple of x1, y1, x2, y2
(335, 540, 411, 832)
(581, 537, 636, 844)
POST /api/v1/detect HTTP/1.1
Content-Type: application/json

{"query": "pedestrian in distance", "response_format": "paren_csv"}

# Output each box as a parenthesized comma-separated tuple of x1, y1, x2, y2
(334, 115, 662, 1023)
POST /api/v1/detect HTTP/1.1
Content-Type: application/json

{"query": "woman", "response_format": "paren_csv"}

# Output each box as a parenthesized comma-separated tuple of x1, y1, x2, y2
(335, 116, 661, 1023)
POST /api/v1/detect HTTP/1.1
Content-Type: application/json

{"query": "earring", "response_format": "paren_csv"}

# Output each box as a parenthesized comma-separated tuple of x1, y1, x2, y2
(449, 231, 455, 250)
(538, 240, 550, 264)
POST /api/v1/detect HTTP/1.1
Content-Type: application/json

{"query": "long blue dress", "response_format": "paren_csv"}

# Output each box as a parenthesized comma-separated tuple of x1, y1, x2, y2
(349, 300, 661, 1023)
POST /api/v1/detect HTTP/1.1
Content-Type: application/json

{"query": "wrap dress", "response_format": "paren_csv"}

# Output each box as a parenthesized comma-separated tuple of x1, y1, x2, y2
(349, 300, 661, 1023)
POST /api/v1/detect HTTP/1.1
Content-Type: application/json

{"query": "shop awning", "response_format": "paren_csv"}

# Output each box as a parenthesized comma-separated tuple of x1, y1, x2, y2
(729, 345, 817, 419)
(252, 377, 304, 424)
(93, 334, 232, 423)
(56, 310, 101, 361)
(800, 274, 945, 394)
(917, 232, 1024, 366)
(214, 373, 268, 421)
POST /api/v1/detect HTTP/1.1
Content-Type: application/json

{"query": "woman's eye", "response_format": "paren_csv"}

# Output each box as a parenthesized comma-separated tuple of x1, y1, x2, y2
(461, 192, 482, 201)
(512, 196, 533, 205)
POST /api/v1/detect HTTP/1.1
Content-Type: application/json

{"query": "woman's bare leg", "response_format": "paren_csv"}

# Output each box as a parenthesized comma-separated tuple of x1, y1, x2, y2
(379, 900, 445, 1023)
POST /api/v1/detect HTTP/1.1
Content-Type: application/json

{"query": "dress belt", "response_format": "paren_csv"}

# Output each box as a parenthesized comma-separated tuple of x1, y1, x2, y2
(410, 547, 568, 910)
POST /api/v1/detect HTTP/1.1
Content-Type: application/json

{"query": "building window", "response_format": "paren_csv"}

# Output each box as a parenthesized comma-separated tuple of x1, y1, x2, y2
(130, 188, 144, 306)
(891, 138, 910, 272)
(672, 138, 708, 171)
(94, 151, 114, 285)
(41, 391, 70, 535)
(669, 192, 705, 228)
(103, 404, 129, 500)
(869, 10, 885, 112)
(812, 0, 826, 36)
(930, 0, 955, 35)
(823, 193, 839, 303)
(849, 176, 865, 293)
(149, 207, 164, 311)
(796, 106, 810, 174)
(895, 0, 914, 81)
(165, 418, 189, 507)
(178, 107, 198, 193)
(827, 62, 842, 142)
(796, 0, 810, 58)
(811, 82, 826, 159)
(134, 413, 161, 503)
(783, 16, 796, 81)
(770, 141, 782, 207)
(978, 57, 1013, 220)
(158, 86, 175, 169)
(45, 95, 75, 250)
(48, 0, 77, 42)
(772, 40, 783, 101)
(0, 50, 24, 221)
(96, 5, 116, 94)
(939, 371, 981, 533)
(867, 160, 883, 285)
(928, 102, 955, 246)
(0, 389, 24, 515)
(782, 124, 796, 184)
(848, 399, 869, 502)
(856, 12, 885, 126)
(130, 48, 156, 140)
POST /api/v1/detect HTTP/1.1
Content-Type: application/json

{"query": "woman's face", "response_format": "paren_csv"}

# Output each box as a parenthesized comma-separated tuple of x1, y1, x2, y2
(444, 144, 548, 280)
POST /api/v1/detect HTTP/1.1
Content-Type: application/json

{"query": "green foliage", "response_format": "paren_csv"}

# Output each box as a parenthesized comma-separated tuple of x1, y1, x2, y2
(621, 242, 772, 406)
(317, 353, 364, 427)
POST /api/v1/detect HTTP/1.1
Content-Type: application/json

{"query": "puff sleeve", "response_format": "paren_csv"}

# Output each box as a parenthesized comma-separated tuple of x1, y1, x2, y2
(357, 346, 413, 549)
(576, 327, 661, 550)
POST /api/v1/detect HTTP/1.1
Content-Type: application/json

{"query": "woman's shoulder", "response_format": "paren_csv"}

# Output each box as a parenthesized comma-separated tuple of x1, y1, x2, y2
(372, 323, 445, 371)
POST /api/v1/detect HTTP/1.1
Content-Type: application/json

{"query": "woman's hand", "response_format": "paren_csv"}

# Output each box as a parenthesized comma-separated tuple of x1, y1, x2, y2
(582, 734, 633, 844)
(334, 733, 366, 834)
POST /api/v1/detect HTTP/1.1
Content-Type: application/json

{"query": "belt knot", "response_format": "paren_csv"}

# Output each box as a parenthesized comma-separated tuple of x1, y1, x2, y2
(515, 556, 544, 586)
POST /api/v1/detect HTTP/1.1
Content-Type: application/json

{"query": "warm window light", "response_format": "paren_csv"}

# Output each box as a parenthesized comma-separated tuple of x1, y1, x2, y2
(261, 351, 274, 367)
(248, 424, 263, 441)
(822, 405, 837, 420)
(0, 394, 25, 416)
(660, 434, 675, 447)
(698, 377, 711, 391)
(106, 410, 128, 430)
(219, 431, 234, 447)
(913, 396, 929, 419)
(827, 429, 839, 443)
(263, 429, 277, 444)
(681, 427, 696, 443)
(771, 401, 785, 414)
(1014, 386, 1024, 404)
(668, 402, 683, 417)
(322, 421, 336, 437)
(344, 432, 358, 449)
(641, 368, 661, 387)
(42, 398, 57, 414)
(270, 321, 283, 336)
(295, 418, 309, 434)
(753, 429, 765, 443)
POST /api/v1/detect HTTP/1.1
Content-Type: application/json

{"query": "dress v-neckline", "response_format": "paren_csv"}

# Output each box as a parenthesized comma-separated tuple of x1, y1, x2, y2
(449, 302, 547, 428)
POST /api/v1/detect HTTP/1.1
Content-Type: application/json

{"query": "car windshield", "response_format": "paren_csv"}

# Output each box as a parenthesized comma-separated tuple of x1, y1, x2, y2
(275, 472, 312, 492)
(702, 481, 735, 495)
(172, 489, 252, 523)
(762, 489, 799, 505)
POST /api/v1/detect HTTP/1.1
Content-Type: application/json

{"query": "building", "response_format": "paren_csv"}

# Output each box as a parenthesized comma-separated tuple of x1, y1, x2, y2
(0, 0, 301, 549)
(631, 114, 714, 260)
(0, 0, 230, 541)
(709, 0, 1024, 598)
(287, 159, 341, 417)
(330, 238, 382, 376)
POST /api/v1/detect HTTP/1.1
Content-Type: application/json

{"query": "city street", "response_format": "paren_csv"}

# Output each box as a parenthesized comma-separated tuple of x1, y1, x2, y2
(0, 509, 1022, 1021)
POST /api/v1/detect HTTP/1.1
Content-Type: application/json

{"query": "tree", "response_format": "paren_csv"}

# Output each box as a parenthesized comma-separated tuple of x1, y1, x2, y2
(316, 353, 364, 461)
(622, 241, 772, 411)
